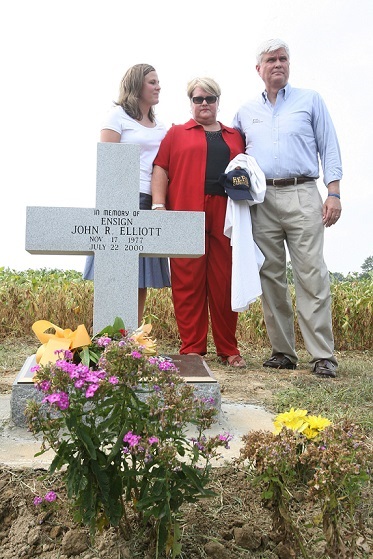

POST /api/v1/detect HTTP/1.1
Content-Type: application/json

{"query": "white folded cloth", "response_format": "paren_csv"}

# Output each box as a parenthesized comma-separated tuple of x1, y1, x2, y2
(224, 154, 266, 312)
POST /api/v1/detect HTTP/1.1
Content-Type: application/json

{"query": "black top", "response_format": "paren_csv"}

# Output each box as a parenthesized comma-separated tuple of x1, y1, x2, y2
(204, 130, 230, 196)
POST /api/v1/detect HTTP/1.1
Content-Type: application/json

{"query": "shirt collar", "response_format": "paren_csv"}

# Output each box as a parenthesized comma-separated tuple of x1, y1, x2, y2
(262, 83, 292, 103)
(185, 118, 234, 134)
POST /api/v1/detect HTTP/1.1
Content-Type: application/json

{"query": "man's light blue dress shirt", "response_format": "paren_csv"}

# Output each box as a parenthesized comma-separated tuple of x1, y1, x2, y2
(232, 84, 342, 186)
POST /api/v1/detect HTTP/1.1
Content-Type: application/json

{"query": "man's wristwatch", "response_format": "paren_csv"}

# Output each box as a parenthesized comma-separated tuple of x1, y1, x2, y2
(151, 203, 165, 210)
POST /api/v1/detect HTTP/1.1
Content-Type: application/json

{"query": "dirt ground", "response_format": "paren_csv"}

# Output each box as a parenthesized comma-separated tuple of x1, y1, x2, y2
(0, 339, 371, 559)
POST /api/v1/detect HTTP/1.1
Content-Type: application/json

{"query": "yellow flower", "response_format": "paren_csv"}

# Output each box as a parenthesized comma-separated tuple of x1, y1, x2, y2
(303, 415, 332, 439)
(302, 427, 320, 440)
(130, 322, 157, 355)
(273, 407, 308, 434)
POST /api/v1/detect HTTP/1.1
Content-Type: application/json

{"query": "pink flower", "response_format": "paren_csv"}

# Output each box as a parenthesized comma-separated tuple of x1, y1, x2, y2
(38, 380, 51, 391)
(108, 376, 119, 385)
(85, 384, 99, 398)
(74, 379, 85, 389)
(44, 491, 57, 502)
(97, 336, 112, 347)
(123, 431, 141, 447)
(57, 392, 70, 410)
(33, 496, 43, 506)
(218, 432, 233, 448)
(43, 393, 60, 405)
(158, 360, 177, 371)
(148, 436, 159, 445)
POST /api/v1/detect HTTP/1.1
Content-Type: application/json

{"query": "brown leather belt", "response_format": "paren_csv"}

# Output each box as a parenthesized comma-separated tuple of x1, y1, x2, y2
(266, 177, 314, 186)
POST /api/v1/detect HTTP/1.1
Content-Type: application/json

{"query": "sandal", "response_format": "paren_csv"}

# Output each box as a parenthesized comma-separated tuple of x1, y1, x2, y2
(223, 355, 246, 368)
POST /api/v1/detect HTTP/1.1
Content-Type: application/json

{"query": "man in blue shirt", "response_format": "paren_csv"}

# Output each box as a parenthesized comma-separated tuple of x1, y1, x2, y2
(232, 38, 342, 378)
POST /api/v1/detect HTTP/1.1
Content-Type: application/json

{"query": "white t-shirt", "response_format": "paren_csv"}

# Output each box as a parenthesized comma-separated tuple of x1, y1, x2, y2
(101, 105, 167, 195)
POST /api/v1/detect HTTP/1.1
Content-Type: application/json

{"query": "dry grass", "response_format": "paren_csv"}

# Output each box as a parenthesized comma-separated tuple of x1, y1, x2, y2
(1, 268, 372, 350)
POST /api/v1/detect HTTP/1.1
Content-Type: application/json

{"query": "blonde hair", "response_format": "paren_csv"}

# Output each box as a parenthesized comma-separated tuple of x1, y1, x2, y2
(116, 63, 156, 122)
(186, 77, 221, 99)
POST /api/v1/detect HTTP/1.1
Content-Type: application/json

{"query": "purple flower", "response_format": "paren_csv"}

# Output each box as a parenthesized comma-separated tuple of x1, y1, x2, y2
(33, 496, 43, 506)
(148, 436, 159, 445)
(108, 376, 119, 385)
(85, 384, 99, 398)
(131, 351, 142, 359)
(219, 433, 233, 448)
(219, 433, 233, 443)
(74, 379, 85, 389)
(123, 431, 141, 447)
(53, 348, 69, 357)
(42, 393, 59, 405)
(57, 392, 70, 410)
(55, 360, 77, 375)
(42, 391, 69, 410)
(38, 380, 51, 391)
(158, 361, 178, 371)
(44, 491, 57, 502)
(96, 336, 112, 347)
(201, 397, 215, 405)
(85, 371, 99, 382)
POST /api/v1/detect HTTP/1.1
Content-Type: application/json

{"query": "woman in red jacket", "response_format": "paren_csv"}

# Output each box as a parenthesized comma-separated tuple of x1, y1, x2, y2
(151, 77, 245, 367)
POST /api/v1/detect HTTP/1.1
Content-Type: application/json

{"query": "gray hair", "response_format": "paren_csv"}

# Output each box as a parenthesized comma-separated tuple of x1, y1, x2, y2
(256, 39, 290, 65)
(186, 77, 221, 99)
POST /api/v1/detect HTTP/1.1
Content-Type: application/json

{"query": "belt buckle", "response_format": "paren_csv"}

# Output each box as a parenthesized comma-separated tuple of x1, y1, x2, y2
(272, 178, 281, 186)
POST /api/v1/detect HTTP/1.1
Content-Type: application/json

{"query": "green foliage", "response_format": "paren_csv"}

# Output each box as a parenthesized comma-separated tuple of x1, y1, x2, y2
(25, 322, 231, 556)
(361, 255, 373, 274)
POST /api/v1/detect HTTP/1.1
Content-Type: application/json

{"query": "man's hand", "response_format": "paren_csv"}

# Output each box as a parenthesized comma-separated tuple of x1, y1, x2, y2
(323, 196, 342, 227)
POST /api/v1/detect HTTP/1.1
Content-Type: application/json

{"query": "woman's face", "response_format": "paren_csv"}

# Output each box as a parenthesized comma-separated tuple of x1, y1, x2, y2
(190, 86, 219, 125)
(140, 71, 161, 106)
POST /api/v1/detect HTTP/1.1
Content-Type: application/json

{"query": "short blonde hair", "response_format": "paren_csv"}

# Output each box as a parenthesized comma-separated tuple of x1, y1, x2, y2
(187, 77, 221, 99)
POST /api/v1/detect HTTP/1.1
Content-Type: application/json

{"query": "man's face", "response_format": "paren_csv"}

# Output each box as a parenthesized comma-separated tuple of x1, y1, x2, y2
(256, 48, 290, 91)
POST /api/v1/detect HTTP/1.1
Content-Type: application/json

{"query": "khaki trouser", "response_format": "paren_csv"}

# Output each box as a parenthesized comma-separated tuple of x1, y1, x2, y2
(250, 181, 337, 366)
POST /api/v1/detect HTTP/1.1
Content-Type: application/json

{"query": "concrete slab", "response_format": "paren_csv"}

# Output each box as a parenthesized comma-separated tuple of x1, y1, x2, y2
(0, 394, 55, 468)
(0, 392, 274, 468)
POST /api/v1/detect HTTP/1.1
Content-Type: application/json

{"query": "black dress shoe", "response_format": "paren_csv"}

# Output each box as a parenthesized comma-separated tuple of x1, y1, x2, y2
(263, 353, 297, 370)
(313, 359, 337, 378)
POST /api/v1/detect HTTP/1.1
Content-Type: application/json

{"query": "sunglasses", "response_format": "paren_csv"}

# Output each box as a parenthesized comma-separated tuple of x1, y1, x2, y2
(192, 96, 218, 105)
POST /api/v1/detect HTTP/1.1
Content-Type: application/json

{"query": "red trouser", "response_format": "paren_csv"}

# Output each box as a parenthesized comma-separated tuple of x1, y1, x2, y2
(170, 195, 239, 357)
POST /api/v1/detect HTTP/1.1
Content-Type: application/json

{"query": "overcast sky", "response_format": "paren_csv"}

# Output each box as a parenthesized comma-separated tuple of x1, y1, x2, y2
(1, 0, 372, 275)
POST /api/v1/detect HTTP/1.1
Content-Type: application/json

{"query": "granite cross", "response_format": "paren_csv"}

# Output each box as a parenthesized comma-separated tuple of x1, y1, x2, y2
(25, 142, 205, 333)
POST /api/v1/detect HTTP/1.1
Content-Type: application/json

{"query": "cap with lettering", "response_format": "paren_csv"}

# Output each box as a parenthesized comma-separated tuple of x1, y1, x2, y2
(218, 169, 254, 201)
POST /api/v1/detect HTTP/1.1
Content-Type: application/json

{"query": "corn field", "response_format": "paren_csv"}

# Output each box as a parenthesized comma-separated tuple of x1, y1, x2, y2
(0, 267, 372, 350)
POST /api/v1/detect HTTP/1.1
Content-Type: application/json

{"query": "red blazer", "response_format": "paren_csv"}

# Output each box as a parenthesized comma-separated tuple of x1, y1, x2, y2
(153, 119, 245, 211)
